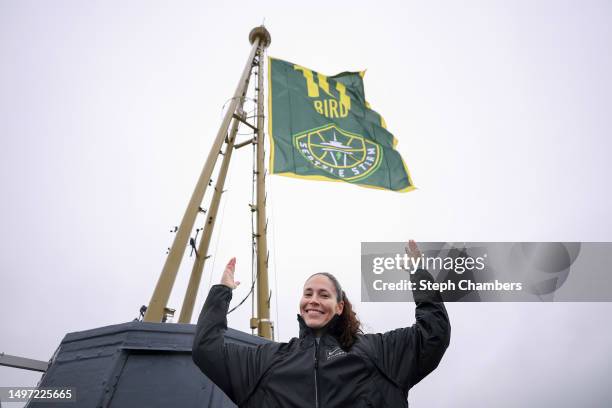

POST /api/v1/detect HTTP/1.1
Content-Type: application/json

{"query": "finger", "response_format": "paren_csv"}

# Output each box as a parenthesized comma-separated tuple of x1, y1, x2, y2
(405, 240, 420, 257)
(405, 242, 413, 255)
(235, 281, 241, 287)
(408, 240, 418, 253)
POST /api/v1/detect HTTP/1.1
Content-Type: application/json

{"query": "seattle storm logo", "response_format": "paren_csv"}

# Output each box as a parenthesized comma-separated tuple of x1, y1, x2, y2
(294, 124, 382, 181)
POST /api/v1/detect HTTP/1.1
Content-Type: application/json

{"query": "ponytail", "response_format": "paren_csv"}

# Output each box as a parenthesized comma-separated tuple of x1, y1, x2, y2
(337, 290, 362, 349)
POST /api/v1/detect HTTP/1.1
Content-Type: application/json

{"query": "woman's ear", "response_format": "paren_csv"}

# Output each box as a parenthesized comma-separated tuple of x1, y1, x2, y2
(336, 300, 345, 315)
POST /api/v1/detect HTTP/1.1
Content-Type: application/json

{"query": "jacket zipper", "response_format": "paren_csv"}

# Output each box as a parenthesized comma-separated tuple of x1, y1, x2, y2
(314, 340, 320, 408)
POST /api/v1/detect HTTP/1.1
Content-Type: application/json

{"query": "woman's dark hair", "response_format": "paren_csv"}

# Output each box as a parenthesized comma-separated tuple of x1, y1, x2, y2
(310, 272, 362, 349)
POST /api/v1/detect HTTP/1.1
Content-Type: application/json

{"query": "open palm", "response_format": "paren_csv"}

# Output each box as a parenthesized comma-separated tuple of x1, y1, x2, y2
(220, 257, 240, 289)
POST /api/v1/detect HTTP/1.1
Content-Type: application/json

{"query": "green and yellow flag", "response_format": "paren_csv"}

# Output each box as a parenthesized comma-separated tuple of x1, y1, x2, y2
(267, 57, 414, 192)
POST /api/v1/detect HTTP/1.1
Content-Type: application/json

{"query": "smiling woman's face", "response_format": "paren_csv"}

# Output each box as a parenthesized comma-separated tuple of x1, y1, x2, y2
(300, 274, 344, 330)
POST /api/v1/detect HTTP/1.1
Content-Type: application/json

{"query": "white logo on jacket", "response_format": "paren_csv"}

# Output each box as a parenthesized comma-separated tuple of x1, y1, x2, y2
(326, 346, 347, 361)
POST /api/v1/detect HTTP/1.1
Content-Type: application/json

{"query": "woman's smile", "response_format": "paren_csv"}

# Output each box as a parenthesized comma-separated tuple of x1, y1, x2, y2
(300, 274, 344, 329)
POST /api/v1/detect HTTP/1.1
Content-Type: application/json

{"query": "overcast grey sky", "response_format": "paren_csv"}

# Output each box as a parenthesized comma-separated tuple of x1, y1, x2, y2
(1, 1, 612, 407)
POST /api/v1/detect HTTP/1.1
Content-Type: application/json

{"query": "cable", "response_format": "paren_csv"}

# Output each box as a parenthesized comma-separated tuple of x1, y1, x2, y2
(207, 80, 255, 293)
(227, 278, 257, 314)
(249, 85, 258, 332)
(269, 166, 281, 341)
(227, 119, 259, 318)
(224, 67, 260, 323)
(259, 47, 280, 341)
(219, 95, 256, 120)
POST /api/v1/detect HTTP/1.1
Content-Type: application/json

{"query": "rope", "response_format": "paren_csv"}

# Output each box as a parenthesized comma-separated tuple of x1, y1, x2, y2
(210, 72, 256, 297)
(250, 123, 257, 330)
(225, 68, 260, 322)
(260, 47, 280, 341)
(219, 95, 256, 120)
(227, 104, 259, 318)
(269, 165, 280, 341)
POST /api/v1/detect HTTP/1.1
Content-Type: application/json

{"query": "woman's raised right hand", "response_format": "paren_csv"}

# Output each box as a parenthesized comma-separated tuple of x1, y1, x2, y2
(405, 240, 422, 259)
(220, 257, 240, 289)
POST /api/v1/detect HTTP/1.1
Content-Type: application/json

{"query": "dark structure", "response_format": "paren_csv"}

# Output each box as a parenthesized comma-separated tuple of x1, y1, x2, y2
(27, 322, 269, 407)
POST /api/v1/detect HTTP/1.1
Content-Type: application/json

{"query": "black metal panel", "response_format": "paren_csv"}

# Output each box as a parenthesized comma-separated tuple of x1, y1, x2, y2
(27, 321, 269, 408)
(108, 350, 228, 407)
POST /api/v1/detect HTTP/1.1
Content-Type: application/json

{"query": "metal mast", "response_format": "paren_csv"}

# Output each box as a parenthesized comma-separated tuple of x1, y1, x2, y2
(252, 30, 273, 339)
(144, 26, 272, 327)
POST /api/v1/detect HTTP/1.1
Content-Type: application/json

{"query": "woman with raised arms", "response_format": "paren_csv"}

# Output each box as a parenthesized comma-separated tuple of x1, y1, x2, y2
(192, 240, 450, 407)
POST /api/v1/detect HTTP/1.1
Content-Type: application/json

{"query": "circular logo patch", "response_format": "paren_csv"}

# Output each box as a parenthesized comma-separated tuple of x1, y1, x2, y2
(294, 124, 382, 181)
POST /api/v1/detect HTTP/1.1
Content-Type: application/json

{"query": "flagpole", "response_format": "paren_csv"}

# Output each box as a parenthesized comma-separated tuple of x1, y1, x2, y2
(144, 31, 263, 323)
(251, 27, 273, 339)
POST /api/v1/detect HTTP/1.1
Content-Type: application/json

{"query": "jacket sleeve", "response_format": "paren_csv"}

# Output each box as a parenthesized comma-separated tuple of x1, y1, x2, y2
(367, 269, 451, 392)
(192, 284, 275, 404)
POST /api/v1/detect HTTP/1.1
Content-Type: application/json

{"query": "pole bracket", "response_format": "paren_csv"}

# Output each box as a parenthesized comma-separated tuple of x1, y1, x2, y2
(232, 113, 258, 132)
(235, 137, 255, 149)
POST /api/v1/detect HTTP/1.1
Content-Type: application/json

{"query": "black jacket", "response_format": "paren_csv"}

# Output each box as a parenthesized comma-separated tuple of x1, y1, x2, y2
(192, 269, 450, 407)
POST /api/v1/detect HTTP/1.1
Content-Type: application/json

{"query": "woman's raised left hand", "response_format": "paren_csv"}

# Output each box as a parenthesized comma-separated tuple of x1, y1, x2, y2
(220, 257, 240, 289)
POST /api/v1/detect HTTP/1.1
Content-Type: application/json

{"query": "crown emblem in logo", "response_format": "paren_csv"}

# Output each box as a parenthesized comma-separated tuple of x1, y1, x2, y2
(294, 124, 382, 181)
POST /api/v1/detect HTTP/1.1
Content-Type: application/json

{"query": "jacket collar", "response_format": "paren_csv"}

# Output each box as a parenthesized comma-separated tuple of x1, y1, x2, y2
(297, 313, 342, 341)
